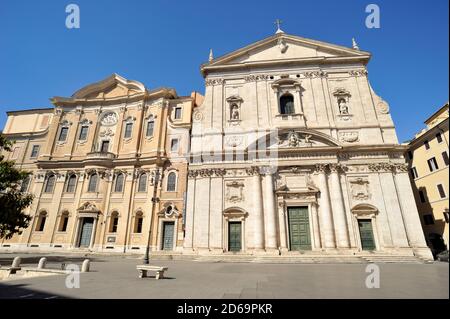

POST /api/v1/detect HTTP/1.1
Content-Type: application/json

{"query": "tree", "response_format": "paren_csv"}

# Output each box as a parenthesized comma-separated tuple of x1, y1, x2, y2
(0, 134, 33, 239)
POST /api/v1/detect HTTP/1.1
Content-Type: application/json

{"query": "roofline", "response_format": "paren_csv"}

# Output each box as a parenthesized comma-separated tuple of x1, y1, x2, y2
(6, 107, 54, 116)
(408, 117, 449, 146)
(201, 33, 371, 76)
(424, 102, 449, 124)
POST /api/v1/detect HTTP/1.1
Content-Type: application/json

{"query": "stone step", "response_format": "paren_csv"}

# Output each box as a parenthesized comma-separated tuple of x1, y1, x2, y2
(360, 256, 425, 264)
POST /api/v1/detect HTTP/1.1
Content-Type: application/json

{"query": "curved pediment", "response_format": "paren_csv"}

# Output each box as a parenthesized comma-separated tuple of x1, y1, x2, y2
(248, 128, 341, 152)
(71, 73, 146, 99)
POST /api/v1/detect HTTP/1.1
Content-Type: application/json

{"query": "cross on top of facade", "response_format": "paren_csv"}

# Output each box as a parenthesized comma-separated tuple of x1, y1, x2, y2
(275, 19, 284, 34)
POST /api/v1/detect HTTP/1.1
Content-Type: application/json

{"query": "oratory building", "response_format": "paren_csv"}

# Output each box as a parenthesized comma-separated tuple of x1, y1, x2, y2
(1, 74, 202, 253)
(184, 29, 433, 260)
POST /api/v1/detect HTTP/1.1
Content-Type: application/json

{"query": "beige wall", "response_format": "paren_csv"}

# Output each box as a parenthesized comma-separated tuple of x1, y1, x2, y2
(406, 104, 449, 252)
(0, 75, 200, 254)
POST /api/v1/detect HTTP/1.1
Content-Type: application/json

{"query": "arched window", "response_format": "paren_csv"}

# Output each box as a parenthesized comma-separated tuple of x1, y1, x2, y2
(87, 173, 98, 192)
(146, 117, 155, 137)
(58, 211, 69, 232)
(279, 94, 295, 115)
(35, 211, 47, 231)
(65, 174, 77, 193)
(58, 126, 69, 142)
(20, 175, 31, 193)
(167, 172, 177, 192)
(114, 173, 125, 192)
(137, 173, 147, 192)
(134, 212, 143, 233)
(109, 211, 119, 233)
(44, 174, 56, 193)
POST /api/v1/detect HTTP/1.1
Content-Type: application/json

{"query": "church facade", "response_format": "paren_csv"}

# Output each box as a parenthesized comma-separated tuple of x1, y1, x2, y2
(184, 31, 433, 260)
(1, 31, 434, 261)
(1, 74, 202, 253)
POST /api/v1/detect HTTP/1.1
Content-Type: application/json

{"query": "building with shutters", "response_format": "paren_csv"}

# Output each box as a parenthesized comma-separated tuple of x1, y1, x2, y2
(406, 102, 449, 255)
(0, 74, 202, 254)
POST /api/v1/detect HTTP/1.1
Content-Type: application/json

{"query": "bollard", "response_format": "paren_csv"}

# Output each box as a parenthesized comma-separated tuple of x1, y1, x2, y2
(11, 256, 21, 268)
(81, 259, 90, 272)
(38, 257, 47, 269)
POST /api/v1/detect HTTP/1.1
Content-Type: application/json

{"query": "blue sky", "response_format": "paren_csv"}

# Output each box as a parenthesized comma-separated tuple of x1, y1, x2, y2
(0, 0, 448, 142)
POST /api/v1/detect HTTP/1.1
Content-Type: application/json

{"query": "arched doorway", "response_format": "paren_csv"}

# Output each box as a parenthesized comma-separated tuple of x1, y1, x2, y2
(351, 204, 379, 251)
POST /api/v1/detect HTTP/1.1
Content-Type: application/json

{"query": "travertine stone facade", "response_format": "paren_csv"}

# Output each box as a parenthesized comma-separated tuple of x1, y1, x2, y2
(406, 103, 449, 253)
(184, 32, 433, 259)
(1, 74, 202, 253)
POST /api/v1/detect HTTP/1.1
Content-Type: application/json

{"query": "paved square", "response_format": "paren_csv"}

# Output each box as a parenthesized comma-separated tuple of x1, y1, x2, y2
(0, 254, 448, 299)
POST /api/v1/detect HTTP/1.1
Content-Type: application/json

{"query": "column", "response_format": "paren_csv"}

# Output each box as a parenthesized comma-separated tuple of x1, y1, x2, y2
(394, 167, 431, 252)
(262, 168, 277, 250)
(316, 164, 336, 248)
(277, 201, 287, 250)
(329, 164, 350, 248)
(89, 217, 98, 249)
(183, 174, 196, 250)
(311, 204, 321, 249)
(250, 168, 265, 250)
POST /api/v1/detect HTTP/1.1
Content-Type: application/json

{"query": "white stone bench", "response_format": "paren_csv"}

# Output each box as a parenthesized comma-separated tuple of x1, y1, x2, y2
(136, 265, 168, 280)
(0, 266, 21, 275)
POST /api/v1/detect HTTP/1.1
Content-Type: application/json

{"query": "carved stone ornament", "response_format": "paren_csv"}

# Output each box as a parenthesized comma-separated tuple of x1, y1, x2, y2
(278, 131, 313, 148)
(193, 111, 203, 122)
(100, 112, 118, 126)
(225, 135, 243, 147)
(225, 180, 245, 203)
(77, 202, 99, 212)
(244, 74, 269, 82)
(99, 128, 115, 137)
(349, 177, 370, 200)
(278, 38, 288, 53)
(339, 132, 359, 143)
(205, 78, 224, 86)
(377, 99, 390, 114)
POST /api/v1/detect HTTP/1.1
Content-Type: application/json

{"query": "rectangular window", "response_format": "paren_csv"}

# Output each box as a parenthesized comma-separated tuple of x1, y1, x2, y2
(174, 107, 182, 119)
(427, 157, 439, 172)
(111, 217, 118, 233)
(37, 216, 46, 231)
(423, 214, 434, 225)
(30, 145, 40, 158)
(146, 120, 154, 137)
(136, 218, 143, 233)
(58, 127, 69, 142)
(442, 151, 449, 166)
(407, 151, 413, 160)
(437, 184, 446, 199)
(424, 140, 430, 150)
(171, 139, 179, 152)
(436, 132, 443, 143)
(124, 123, 133, 138)
(419, 190, 426, 203)
(101, 140, 110, 153)
(61, 216, 69, 232)
(410, 167, 418, 179)
(79, 126, 89, 140)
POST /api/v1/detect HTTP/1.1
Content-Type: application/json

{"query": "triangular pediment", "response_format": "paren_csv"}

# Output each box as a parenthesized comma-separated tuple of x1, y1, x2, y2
(71, 73, 146, 99)
(203, 33, 370, 74)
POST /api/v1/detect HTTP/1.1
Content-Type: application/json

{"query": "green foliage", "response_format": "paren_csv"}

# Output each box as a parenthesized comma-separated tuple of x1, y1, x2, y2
(0, 134, 33, 239)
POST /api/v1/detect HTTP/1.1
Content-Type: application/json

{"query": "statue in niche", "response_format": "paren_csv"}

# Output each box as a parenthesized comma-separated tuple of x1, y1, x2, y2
(338, 98, 349, 115)
(231, 104, 240, 120)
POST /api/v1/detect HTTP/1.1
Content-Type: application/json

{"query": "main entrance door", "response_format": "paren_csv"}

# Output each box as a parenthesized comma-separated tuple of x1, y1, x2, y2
(78, 218, 94, 247)
(228, 222, 242, 252)
(162, 222, 175, 251)
(358, 219, 376, 250)
(288, 207, 311, 250)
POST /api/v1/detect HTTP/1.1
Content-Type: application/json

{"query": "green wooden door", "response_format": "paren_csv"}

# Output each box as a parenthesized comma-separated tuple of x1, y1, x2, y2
(162, 222, 174, 251)
(79, 218, 93, 247)
(228, 222, 242, 252)
(288, 207, 311, 250)
(358, 219, 376, 251)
